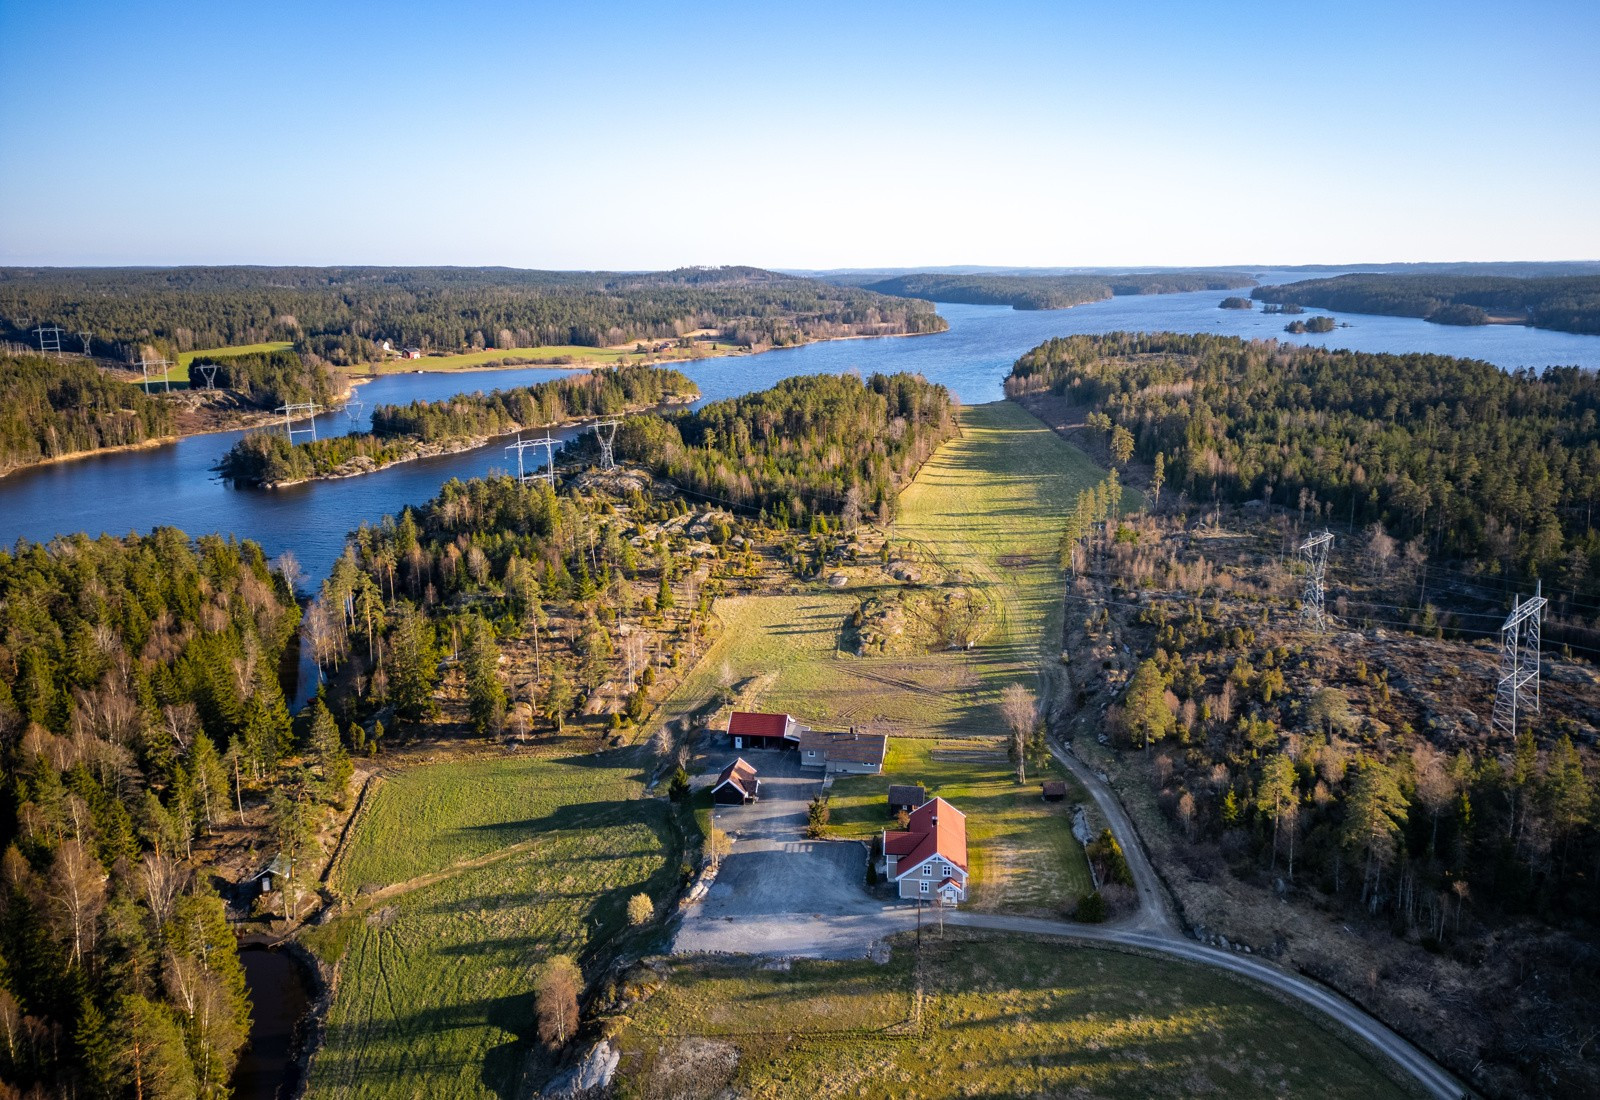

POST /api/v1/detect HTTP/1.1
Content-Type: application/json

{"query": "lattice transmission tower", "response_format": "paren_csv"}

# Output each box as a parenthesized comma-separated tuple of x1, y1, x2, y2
(593, 419, 620, 471)
(34, 324, 64, 355)
(1298, 529, 1334, 632)
(134, 356, 173, 394)
(505, 434, 557, 488)
(275, 402, 323, 441)
(1492, 581, 1547, 739)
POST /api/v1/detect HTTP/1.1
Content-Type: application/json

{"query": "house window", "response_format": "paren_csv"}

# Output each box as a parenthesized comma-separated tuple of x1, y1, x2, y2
(919, 881, 930, 894)
(922, 863, 932, 876)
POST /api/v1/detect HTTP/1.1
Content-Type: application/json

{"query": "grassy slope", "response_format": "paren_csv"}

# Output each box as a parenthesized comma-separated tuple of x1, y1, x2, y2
(166, 340, 297, 382)
(656, 401, 1109, 910)
(364, 342, 742, 374)
(614, 932, 1410, 1100)
(302, 751, 681, 1100)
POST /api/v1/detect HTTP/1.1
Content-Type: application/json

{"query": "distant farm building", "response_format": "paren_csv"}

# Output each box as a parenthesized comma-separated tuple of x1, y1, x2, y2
(712, 758, 760, 805)
(401, 347, 423, 360)
(888, 785, 927, 816)
(882, 797, 968, 904)
(727, 711, 801, 751)
(1041, 780, 1067, 802)
(799, 727, 887, 774)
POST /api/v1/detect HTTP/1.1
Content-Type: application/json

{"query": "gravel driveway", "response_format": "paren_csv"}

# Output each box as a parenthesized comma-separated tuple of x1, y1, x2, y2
(675, 748, 906, 959)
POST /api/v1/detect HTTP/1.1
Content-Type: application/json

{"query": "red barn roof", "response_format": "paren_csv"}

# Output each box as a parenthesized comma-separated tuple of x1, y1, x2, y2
(728, 711, 797, 739)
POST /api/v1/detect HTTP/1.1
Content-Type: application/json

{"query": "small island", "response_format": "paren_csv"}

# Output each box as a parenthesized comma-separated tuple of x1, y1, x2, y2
(1260, 302, 1304, 315)
(1219, 296, 1253, 310)
(1284, 316, 1337, 334)
(219, 365, 698, 488)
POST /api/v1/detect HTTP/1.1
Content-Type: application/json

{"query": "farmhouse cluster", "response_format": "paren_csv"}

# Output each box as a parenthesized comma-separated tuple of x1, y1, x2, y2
(712, 710, 969, 906)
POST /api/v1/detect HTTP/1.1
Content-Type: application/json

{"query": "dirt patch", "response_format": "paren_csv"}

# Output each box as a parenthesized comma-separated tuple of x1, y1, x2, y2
(637, 1038, 739, 1100)
(996, 554, 1036, 568)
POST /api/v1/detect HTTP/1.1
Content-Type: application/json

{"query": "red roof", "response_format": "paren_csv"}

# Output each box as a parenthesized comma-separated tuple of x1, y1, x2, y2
(714, 757, 759, 797)
(728, 712, 793, 738)
(884, 797, 968, 876)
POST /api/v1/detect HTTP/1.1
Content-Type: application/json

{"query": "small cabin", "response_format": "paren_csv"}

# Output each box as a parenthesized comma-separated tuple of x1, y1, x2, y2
(1041, 780, 1067, 802)
(888, 784, 927, 816)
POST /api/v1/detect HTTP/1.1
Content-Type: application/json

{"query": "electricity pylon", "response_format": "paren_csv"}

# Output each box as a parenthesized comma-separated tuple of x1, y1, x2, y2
(1298, 529, 1333, 632)
(505, 434, 556, 487)
(1492, 580, 1547, 739)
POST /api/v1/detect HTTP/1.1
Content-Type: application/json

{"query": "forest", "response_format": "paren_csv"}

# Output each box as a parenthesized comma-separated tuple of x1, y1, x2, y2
(219, 365, 697, 487)
(0, 354, 177, 475)
(619, 372, 959, 524)
(0, 529, 352, 1098)
(1007, 331, 1600, 594)
(0, 266, 947, 366)
(857, 271, 1256, 311)
(189, 348, 336, 410)
(1253, 273, 1600, 334)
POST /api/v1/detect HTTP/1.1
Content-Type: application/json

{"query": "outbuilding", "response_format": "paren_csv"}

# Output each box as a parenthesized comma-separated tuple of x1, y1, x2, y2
(712, 758, 760, 805)
(1041, 780, 1067, 802)
(888, 785, 927, 816)
(727, 711, 802, 751)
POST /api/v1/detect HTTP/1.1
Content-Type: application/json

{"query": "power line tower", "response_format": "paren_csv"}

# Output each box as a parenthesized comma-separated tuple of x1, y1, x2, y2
(76, 332, 93, 356)
(1298, 529, 1334, 632)
(1492, 580, 1547, 739)
(593, 419, 620, 471)
(275, 402, 323, 442)
(195, 363, 219, 390)
(342, 398, 364, 424)
(505, 434, 556, 488)
(34, 324, 64, 355)
(134, 356, 173, 394)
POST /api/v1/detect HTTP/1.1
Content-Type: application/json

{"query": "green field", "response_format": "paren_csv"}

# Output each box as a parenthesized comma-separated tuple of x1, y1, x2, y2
(302, 750, 683, 1099)
(828, 737, 1093, 912)
(611, 933, 1412, 1100)
(366, 342, 741, 374)
(154, 340, 298, 383)
(658, 401, 1121, 739)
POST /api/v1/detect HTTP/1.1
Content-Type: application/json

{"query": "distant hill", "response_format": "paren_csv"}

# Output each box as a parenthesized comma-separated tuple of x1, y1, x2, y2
(842, 271, 1256, 311)
(1253, 273, 1600, 334)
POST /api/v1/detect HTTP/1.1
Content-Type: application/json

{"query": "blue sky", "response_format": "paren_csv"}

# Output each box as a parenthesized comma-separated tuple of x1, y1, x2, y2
(1, 0, 1596, 268)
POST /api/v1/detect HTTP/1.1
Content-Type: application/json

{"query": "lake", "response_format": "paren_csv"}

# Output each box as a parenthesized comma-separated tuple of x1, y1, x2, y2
(5, 279, 1600, 586)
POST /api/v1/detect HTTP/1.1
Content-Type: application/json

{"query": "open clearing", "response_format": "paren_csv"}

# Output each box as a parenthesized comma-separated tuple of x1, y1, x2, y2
(611, 932, 1412, 1100)
(159, 340, 297, 382)
(363, 340, 742, 374)
(301, 750, 684, 1100)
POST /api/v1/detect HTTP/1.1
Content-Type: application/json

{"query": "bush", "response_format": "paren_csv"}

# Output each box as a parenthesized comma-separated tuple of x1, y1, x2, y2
(627, 892, 653, 926)
(668, 767, 691, 802)
(1074, 891, 1107, 923)
(805, 794, 831, 839)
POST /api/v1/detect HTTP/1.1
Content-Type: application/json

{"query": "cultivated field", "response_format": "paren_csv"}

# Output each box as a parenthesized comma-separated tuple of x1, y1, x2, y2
(611, 932, 1411, 1099)
(364, 340, 742, 374)
(302, 750, 683, 1099)
(828, 737, 1094, 912)
(165, 340, 297, 382)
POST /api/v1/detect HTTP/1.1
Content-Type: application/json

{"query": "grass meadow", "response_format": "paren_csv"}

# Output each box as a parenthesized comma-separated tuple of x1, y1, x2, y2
(828, 737, 1093, 913)
(301, 750, 683, 1099)
(611, 933, 1413, 1100)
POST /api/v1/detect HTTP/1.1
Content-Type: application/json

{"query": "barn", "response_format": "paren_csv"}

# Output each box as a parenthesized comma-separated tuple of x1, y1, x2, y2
(727, 711, 801, 751)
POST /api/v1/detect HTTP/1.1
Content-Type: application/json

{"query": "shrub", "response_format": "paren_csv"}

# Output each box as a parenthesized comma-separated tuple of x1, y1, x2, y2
(1074, 891, 1107, 923)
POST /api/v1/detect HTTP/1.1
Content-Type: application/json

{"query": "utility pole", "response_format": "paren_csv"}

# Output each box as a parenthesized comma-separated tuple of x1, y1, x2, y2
(1298, 529, 1333, 632)
(275, 402, 324, 441)
(593, 419, 621, 471)
(1492, 580, 1547, 739)
(504, 434, 557, 488)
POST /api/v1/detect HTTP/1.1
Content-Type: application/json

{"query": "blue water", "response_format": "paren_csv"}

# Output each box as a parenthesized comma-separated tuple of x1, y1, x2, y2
(5, 280, 1600, 587)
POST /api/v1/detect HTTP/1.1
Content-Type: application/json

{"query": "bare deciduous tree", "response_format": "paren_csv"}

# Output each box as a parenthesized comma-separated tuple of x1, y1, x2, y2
(1000, 682, 1036, 784)
(534, 955, 582, 1047)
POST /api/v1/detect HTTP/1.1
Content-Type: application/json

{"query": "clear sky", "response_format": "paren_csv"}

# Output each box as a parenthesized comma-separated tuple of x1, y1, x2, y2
(2, 0, 1596, 269)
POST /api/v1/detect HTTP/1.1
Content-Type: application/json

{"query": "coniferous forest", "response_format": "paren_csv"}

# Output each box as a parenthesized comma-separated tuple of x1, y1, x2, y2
(620, 372, 958, 523)
(856, 271, 1257, 310)
(0, 267, 947, 366)
(0, 355, 178, 475)
(218, 365, 698, 487)
(1008, 332, 1600, 591)
(0, 530, 338, 1098)
(1253, 273, 1600, 334)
